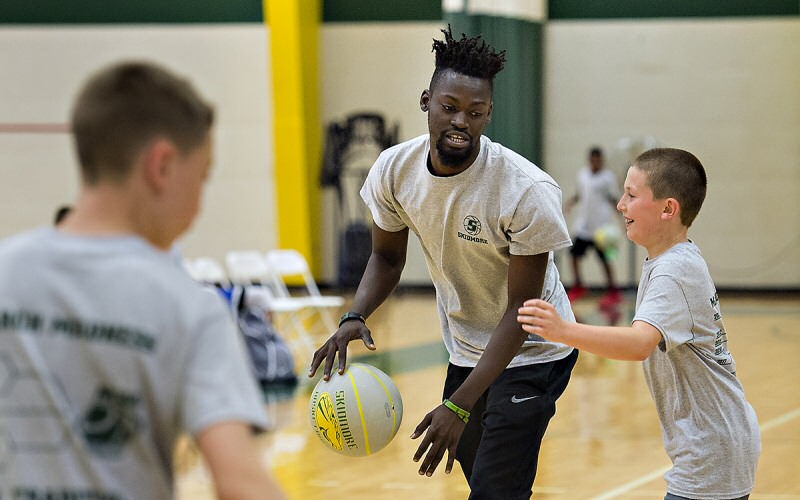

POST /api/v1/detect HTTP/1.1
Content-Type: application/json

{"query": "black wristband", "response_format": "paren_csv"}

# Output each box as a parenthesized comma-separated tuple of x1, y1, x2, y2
(338, 311, 366, 328)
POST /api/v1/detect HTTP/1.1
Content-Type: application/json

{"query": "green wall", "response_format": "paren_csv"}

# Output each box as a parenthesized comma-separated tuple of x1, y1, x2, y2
(0, 0, 263, 24)
(323, 0, 441, 22)
(3, 0, 795, 25)
(0, 0, 441, 24)
(445, 14, 544, 165)
(549, 0, 798, 19)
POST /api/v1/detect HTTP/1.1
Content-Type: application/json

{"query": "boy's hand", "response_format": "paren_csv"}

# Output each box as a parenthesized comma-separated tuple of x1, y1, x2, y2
(517, 299, 565, 342)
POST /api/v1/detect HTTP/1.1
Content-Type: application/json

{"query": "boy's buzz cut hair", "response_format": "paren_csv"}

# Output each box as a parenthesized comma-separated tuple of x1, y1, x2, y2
(634, 147, 707, 227)
(429, 24, 507, 91)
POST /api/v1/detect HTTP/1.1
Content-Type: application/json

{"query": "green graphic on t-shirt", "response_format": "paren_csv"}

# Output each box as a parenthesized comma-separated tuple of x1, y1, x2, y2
(80, 386, 141, 457)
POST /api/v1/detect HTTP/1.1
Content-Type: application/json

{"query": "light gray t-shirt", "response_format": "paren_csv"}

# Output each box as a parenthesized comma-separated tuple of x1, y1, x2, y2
(361, 134, 574, 367)
(0, 228, 268, 500)
(634, 241, 761, 499)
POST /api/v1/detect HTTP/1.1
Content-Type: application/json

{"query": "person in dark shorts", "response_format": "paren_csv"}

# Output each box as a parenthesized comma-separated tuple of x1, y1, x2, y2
(565, 146, 621, 306)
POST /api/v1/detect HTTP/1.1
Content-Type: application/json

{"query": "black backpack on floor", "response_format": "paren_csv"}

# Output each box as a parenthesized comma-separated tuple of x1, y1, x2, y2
(218, 285, 298, 387)
(237, 307, 298, 386)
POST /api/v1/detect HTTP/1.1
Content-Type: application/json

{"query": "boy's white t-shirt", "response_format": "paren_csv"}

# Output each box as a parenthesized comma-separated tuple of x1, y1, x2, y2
(361, 134, 574, 367)
(573, 167, 620, 239)
(634, 241, 761, 499)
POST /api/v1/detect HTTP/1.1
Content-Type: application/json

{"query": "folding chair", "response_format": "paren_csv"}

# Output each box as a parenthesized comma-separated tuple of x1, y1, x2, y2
(224, 250, 319, 361)
(264, 249, 345, 334)
(225, 250, 280, 292)
(185, 256, 229, 286)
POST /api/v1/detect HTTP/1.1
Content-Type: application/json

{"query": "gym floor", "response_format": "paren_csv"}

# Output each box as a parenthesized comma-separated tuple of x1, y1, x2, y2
(175, 289, 800, 499)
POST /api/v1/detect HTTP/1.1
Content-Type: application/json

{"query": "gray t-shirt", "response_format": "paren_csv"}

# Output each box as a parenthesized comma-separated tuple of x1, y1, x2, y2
(0, 228, 267, 500)
(361, 134, 574, 367)
(634, 241, 761, 498)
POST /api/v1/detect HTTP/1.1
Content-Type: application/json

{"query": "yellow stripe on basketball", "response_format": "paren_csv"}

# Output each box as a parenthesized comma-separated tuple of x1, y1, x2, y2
(360, 364, 399, 436)
(348, 367, 371, 455)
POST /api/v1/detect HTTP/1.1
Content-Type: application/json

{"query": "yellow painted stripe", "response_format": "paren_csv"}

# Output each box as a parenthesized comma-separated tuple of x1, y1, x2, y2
(348, 366, 371, 455)
(264, 0, 322, 276)
(360, 364, 400, 437)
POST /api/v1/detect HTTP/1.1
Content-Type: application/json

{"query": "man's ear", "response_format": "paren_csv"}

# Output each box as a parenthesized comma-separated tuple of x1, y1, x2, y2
(661, 198, 680, 220)
(420, 89, 431, 112)
(487, 100, 493, 123)
(142, 138, 176, 193)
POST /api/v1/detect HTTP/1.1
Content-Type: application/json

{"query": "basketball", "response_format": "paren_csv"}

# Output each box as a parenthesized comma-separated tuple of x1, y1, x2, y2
(309, 362, 403, 457)
(594, 222, 623, 259)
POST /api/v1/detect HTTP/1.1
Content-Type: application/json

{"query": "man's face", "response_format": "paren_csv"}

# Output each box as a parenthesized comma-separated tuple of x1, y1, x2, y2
(420, 69, 493, 171)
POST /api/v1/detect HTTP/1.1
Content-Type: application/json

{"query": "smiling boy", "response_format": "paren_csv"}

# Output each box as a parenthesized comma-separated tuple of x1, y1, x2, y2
(518, 148, 761, 500)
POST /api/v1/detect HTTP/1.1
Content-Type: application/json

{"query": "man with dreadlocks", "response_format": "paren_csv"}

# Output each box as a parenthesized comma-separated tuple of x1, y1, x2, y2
(310, 26, 577, 498)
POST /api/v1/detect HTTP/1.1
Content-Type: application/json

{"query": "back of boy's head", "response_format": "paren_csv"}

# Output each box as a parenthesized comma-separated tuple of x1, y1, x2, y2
(429, 25, 507, 93)
(634, 148, 707, 227)
(71, 61, 214, 185)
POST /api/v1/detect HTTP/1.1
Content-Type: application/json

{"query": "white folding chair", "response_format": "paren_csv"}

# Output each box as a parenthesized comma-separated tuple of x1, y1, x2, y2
(225, 250, 276, 288)
(225, 250, 318, 361)
(264, 249, 345, 333)
(185, 256, 229, 286)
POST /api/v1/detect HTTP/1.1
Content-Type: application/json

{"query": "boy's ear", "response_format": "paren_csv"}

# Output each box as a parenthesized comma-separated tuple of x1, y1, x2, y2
(142, 138, 176, 192)
(661, 198, 680, 220)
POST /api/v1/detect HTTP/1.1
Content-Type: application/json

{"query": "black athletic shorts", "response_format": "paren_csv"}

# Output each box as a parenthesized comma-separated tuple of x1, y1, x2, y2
(443, 349, 579, 500)
(569, 236, 606, 260)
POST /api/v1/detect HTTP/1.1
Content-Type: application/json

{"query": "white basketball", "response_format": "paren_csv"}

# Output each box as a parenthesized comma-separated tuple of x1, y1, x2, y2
(309, 362, 403, 457)
(594, 222, 623, 253)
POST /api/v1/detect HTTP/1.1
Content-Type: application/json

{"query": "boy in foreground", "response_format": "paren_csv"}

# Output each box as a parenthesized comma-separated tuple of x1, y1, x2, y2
(518, 148, 760, 500)
(0, 61, 285, 499)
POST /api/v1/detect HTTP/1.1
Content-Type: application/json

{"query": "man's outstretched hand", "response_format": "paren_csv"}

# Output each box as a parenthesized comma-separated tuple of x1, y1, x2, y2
(308, 321, 376, 380)
(411, 404, 466, 476)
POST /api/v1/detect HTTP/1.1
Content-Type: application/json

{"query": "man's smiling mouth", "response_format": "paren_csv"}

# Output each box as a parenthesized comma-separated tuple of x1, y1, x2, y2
(445, 132, 469, 146)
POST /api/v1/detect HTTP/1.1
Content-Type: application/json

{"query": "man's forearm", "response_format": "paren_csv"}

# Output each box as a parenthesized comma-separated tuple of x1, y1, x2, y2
(445, 310, 528, 411)
(349, 251, 405, 318)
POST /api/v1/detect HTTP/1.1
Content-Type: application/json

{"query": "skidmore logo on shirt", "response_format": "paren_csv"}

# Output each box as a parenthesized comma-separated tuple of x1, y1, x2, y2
(458, 215, 488, 245)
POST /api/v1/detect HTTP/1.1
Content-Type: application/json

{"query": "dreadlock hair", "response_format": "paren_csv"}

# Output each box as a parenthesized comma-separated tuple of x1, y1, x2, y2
(429, 25, 507, 92)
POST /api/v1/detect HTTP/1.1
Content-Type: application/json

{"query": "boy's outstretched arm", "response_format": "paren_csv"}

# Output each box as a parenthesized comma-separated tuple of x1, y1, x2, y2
(517, 299, 662, 361)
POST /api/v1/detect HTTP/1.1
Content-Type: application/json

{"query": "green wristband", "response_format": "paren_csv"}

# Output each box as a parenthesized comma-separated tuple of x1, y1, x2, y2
(443, 399, 470, 424)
